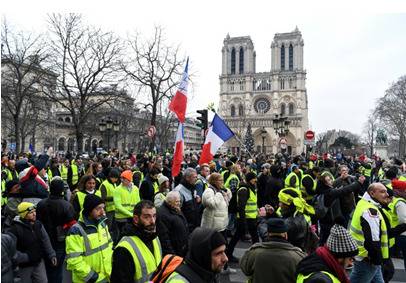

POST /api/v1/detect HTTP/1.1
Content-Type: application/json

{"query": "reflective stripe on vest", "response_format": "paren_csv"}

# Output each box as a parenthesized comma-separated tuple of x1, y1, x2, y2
(388, 197, 406, 227)
(285, 172, 300, 189)
(300, 174, 316, 200)
(66, 223, 112, 259)
(297, 271, 340, 283)
(3, 168, 13, 181)
(101, 180, 116, 212)
(77, 191, 102, 212)
(114, 185, 140, 219)
(237, 187, 258, 219)
(47, 168, 53, 180)
(378, 168, 385, 180)
(363, 168, 372, 177)
(71, 165, 79, 185)
(116, 236, 162, 283)
(133, 170, 144, 184)
(153, 182, 159, 194)
(60, 165, 68, 181)
(224, 174, 239, 190)
(65, 221, 113, 283)
(350, 198, 389, 259)
(381, 208, 395, 248)
(388, 197, 406, 248)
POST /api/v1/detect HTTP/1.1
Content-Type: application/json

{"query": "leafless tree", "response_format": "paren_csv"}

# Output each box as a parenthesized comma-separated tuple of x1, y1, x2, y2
(375, 75, 406, 157)
(155, 99, 177, 152)
(121, 26, 186, 151)
(316, 131, 328, 153)
(46, 13, 123, 153)
(363, 112, 378, 157)
(1, 19, 53, 153)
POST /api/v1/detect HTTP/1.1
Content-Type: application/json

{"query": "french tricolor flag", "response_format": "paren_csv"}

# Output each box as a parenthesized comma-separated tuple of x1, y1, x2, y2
(169, 58, 189, 123)
(172, 123, 184, 177)
(199, 114, 234, 165)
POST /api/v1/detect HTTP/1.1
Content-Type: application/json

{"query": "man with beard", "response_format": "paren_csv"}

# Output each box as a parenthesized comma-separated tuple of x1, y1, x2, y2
(111, 200, 162, 283)
(65, 194, 113, 283)
(166, 227, 228, 283)
(296, 222, 359, 283)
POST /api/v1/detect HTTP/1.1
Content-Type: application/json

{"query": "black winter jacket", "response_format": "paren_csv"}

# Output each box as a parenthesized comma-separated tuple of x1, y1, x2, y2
(7, 218, 55, 267)
(19, 154, 49, 199)
(36, 195, 76, 246)
(296, 252, 336, 283)
(175, 181, 201, 232)
(140, 175, 158, 201)
(317, 181, 363, 225)
(1, 233, 17, 283)
(156, 202, 189, 256)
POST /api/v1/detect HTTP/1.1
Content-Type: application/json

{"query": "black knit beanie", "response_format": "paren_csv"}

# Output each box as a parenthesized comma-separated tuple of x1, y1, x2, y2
(50, 177, 65, 196)
(245, 172, 257, 183)
(83, 194, 103, 217)
(210, 231, 227, 250)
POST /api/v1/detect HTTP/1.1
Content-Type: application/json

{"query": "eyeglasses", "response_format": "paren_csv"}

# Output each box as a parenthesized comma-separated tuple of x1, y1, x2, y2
(22, 205, 36, 213)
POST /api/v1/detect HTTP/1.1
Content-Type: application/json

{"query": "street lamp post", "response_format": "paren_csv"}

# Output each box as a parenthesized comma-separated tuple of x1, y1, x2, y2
(99, 117, 118, 152)
(106, 118, 113, 150)
(113, 120, 120, 150)
(261, 127, 267, 153)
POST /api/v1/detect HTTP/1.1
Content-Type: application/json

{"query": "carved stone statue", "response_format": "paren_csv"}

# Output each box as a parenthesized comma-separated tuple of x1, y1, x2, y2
(376, 129, 387, 145)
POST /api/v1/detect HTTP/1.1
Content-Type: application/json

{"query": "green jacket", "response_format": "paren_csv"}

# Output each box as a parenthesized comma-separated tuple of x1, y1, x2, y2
(240, 237, 306, 283)
(66, 214, 113, 282)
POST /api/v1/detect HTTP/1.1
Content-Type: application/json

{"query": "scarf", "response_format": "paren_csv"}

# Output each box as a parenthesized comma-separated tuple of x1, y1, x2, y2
(315, 245, 349, 283)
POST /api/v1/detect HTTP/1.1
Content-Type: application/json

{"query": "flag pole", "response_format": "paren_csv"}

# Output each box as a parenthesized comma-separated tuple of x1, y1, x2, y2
(207, 108, 254, 160)
(233, 134, 254, 159)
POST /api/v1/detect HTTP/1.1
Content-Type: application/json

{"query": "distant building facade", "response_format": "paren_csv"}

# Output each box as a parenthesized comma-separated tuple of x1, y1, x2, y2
(218, 27, 309, 155)
(1, 57, 203, 155)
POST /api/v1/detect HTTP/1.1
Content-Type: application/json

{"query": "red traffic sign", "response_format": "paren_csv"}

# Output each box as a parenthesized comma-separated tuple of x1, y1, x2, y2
(147, 126, 156, 138)
(305, 130, 315, 140)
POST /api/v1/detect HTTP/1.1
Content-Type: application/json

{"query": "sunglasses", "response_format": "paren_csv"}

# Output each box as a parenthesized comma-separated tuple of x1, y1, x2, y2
(22, 205, 37, 213)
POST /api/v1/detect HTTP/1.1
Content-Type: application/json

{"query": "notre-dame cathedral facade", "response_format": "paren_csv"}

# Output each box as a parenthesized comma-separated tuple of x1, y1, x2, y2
(218, 27, 309, 155)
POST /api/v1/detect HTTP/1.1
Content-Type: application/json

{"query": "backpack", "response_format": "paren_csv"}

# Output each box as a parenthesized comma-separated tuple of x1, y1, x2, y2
(313, 194, 329, 219)
(150, 254, 183, 283)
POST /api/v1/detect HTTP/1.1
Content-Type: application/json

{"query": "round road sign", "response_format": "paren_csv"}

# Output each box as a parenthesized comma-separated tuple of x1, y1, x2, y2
(305, 130, 315, 140)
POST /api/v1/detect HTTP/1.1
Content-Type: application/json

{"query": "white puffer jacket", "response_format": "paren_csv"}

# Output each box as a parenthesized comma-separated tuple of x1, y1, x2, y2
(201, 184, 231, 232)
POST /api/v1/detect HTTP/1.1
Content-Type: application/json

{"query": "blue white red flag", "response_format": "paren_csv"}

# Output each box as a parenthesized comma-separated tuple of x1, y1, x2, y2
(199, 114, 234, 165)
(169, 58, 189, 123)
(172, 122, 184, 177)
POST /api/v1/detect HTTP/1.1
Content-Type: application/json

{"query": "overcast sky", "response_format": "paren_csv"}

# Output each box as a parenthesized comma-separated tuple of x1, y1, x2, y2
(3, 0, 406, 137)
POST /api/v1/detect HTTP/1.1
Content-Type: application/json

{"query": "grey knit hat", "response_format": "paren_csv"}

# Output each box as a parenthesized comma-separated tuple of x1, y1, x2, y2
(327, 224, 358, 258)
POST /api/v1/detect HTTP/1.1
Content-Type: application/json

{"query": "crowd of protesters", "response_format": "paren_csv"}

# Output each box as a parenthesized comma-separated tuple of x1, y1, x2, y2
(1, 146, 406, 283)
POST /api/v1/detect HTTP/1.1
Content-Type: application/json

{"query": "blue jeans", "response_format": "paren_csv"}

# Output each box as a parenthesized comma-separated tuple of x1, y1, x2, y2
(350, 260, 384, 283)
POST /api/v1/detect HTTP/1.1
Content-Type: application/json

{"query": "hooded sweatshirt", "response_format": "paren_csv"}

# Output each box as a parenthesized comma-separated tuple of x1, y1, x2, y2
(296, 253, 335, 283)
(174, 228, 224, 283)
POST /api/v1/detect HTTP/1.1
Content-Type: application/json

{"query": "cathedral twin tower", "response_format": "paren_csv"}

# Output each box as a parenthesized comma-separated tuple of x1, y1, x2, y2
(218, 27, 309, 155)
